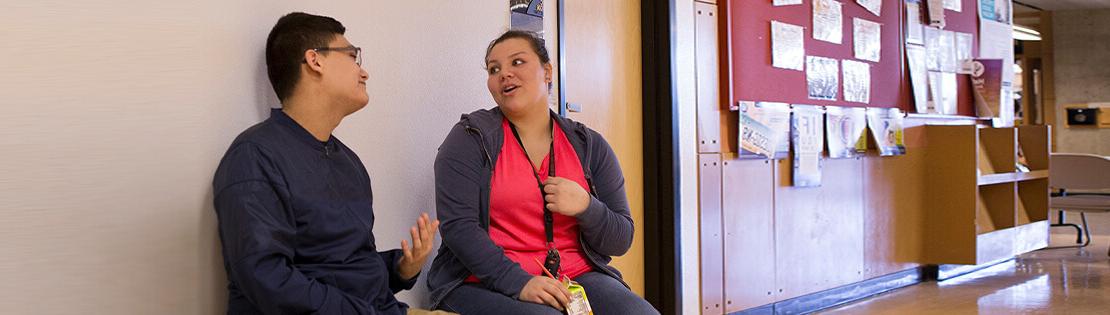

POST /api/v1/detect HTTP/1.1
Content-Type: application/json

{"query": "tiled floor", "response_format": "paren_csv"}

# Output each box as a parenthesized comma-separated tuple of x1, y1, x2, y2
(819, 234, 1110, 314)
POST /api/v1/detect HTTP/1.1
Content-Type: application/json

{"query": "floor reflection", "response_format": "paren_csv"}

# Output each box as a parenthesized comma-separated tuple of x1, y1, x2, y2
(819, 235, 1110, 314)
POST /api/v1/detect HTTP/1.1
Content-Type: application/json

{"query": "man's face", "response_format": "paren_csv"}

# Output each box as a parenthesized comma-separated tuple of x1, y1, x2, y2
(319, 35, 369, 115)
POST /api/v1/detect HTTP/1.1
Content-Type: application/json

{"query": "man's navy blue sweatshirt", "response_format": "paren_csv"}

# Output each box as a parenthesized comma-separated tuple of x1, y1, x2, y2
(213, 109, 415, 315)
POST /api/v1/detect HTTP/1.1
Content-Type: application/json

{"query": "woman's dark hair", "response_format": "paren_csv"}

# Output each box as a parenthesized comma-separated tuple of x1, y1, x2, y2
(485, 30, 550, 65)
(265, 12, 346, 102)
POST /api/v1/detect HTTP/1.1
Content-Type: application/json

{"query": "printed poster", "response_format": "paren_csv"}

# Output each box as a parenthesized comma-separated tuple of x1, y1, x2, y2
(939, 30, 958, 73)
(866, 107, 907, 156)
(955, 32, 975, 73)
(853, 18, 882, 62)
(842, 59, 871, 104)
(857, 0, 883, 16)
(944, 0, 963, 12)
(905, 1, 925, 45)
(739, 101, 792, 159)
(927, 0, 946, 27)
(807, 56, 840, 101)
(906, 44, 930, 113)
(826, 106, 868, 159)
(793, 105, 825, 187)
(972, 58, 1004, 118)
(979, 0, 1012, 24)
(925, 27, 942, 71)
(813, 0, 844, 44)
(772, 21, 806, 71)
(510, 0, 544, 34)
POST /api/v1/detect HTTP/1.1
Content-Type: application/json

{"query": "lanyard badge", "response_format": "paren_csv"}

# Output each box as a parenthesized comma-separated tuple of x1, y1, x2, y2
(509, 115, 562, 279)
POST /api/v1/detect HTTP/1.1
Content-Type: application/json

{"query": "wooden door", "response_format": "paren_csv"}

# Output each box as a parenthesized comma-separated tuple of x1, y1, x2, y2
(563, 0, 646, 296)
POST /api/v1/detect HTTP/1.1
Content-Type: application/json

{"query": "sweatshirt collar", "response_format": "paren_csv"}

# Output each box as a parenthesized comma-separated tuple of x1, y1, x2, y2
(271, 108, 336, 153)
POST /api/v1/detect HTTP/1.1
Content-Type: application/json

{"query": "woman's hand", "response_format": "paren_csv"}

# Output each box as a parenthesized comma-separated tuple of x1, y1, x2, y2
(519, 276, 570, 311)
(543, 177, 590, 216)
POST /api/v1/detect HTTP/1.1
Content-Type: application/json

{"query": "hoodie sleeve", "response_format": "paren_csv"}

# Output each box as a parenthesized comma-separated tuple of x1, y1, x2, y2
(572, 130, 634, 257)
(433, 123, 535, 298)
(214, 143, 388, 315)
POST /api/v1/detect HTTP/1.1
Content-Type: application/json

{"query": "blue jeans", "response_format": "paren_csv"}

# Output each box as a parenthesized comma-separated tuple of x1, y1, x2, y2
(439, 272, 659, 315)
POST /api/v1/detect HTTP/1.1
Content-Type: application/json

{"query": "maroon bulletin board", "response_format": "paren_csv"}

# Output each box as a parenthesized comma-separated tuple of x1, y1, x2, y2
(725, 0, 978, 116)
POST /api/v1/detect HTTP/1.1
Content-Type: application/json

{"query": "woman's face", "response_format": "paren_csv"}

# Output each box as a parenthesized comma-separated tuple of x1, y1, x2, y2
(485, 38, 552, 115)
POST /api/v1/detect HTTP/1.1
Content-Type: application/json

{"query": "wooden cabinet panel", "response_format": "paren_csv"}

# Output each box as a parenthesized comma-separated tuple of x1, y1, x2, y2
(721, 158, 775, 311)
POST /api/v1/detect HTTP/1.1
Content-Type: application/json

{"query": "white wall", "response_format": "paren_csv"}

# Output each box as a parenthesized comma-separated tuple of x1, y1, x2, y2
(1053, 9, 1110, 156)
(0, 1, 513, 313)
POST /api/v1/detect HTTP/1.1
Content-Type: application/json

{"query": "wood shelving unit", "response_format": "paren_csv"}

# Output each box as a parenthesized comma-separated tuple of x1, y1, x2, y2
(923, 125, 1051, 265)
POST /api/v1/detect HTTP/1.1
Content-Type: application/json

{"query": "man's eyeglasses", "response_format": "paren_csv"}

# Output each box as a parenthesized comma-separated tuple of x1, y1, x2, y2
(306, 46, 362, 66)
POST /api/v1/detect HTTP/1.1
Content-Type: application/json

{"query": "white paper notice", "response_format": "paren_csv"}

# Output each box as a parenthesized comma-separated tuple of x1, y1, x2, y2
(792, 105, 825, 187)
(825, 106, 868, 159)
(941, 72, 958, 115)
(906, 44, 930, 113)
(842, 59, 871, 104)
(774, 0, 803, 6)
(927, 71, 943, 113)
(939, 30, 958, 73)
(857, 0, 882, 16)
(944, 0, 962, 12)
(955, 32, 974, 73)
(905, 2, 925, 45)
(980, 19, 1015, 125)
(807, 56, 840, 101)
(853, 18, 882, 62)
(772, 21, 805, 71)
(925, 27, 941, 71)
(927, 0, 946, 27)
(813, 0, 844, 44)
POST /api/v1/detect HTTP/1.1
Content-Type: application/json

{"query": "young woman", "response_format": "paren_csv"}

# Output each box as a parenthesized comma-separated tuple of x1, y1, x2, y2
(426, 31, 658, 314)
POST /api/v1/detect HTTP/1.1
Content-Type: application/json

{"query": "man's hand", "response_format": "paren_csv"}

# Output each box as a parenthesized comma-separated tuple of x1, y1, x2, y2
(519, 276, 570, 311)
(543, 177, 590, 217)
(398, 213, 440, 281)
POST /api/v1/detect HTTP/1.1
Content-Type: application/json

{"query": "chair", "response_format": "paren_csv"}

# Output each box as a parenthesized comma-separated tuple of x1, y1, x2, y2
(1048, 153, 1110, 256)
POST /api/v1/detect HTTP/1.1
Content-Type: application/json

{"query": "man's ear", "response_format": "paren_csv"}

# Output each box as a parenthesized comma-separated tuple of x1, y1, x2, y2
(304, 49, 325, 74)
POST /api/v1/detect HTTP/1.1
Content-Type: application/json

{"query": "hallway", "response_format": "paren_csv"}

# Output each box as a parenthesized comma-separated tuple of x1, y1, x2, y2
(820, 234, 1110, 314)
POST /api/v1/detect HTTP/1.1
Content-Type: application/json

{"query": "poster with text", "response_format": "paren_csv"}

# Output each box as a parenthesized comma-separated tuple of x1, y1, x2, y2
(905, 1, 925, 45)
(972, 58, 1004, 118)
(510, 0, 544, 34)
(813, 0, 844, 44)
(857, 0, 882, 16)
(826, 106, 868, 158)
(854, 18, 882, 62)
(793, 105, 825, 187)
(843, 59, 871, 104)
(807, 56, 840, 101)
(906, 44, 930, 113)
(866, 107, 906, 156)
(739, 101, 792, 159)
(772, 21, 806, 71)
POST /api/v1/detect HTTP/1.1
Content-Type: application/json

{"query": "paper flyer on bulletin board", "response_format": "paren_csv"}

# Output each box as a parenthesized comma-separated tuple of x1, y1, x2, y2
(866, 107, 906, 156)
(842, 60, 871, 104)
(738, 101, 792, 159)
(825, 106, 868, 159)
(792, 105, 825, 187)
(806, 56, 839, 101)
(510, 0, 544, 34)
(853, 18, 882, 62)
(906, 44, 930, 113)
(979, 0, 1015, 126)
(972, 58, 1004, 118)
(813, 0, 844, 44)
(772, 20, 806, 71)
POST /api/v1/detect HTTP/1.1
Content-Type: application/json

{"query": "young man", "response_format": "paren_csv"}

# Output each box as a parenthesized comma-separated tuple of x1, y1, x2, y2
(212, 12, 440, 314)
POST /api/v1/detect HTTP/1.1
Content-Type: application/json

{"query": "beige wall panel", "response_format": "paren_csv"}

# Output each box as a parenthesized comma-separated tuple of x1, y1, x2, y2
(698, 154, 725, 314)
(564, 0, 645, 296)
(721, 158, 776, 311)
(774, 158, 865, 300)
